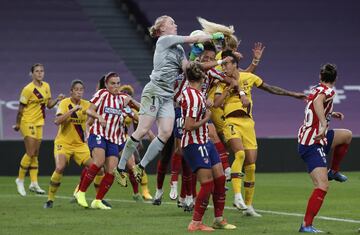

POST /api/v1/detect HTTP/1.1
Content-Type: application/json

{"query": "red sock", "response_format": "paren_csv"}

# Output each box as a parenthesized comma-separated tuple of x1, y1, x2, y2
(331, 144, 349, 172)
(214, 141, 230, 169)
(192, 173, 197, 198)
(170, 153, 182, 183)
(156, 160, 167, 190)
(79, 164, 100, 192)
(182, 158, 192, 197)
(128, 169, 139, 194)
(304, 188, 327, 226)
(96, 173, 114, 200)
(213, 175, 226, 218)
(193, 180, 214, 221)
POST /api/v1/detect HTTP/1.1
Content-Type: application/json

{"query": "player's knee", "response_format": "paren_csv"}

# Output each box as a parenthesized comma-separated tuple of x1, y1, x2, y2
(317, 180, 329, 192)
(344, 129, 352, 144)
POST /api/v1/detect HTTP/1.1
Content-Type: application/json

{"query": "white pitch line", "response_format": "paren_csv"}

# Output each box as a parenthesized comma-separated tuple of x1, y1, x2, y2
(2, 194, 360, 224)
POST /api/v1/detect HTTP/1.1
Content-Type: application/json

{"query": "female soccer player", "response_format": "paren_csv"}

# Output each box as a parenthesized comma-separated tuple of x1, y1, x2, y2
(182, 62, 236, 232)
(14, 63, 64, 196)
(298, 64, 351, 233)
(214, 50, 305, 216)
(44, 80, 92, 208)
(115, 15, 225, 185)
(74, 72, 130, 209)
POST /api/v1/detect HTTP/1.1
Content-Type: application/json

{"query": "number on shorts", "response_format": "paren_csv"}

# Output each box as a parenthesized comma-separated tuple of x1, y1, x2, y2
(151, 96, 156, 106)
(317, 148, 326, 157)
(198, 146, 209, 158)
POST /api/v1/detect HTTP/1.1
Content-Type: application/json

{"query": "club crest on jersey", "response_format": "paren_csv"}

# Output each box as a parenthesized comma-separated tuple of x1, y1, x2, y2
(104, 106, 122, 115)
(192, 107, 198, 112)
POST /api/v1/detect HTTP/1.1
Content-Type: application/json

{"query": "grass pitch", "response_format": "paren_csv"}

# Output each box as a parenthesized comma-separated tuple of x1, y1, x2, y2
(1, 172, 359, 235)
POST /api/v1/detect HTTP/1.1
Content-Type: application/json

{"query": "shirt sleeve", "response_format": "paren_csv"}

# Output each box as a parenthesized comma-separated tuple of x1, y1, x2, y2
(252, 74, 264, 87)
(90, 89, 106, 107)
(19, 87, 31, 105)
(157, 35, 186, 50)
(56, 100, 67, 116)
(46, 83, 52, 100)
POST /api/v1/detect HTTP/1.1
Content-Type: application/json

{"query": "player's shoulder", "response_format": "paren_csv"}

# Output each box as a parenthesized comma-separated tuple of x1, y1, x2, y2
(22, 82, 34, 91)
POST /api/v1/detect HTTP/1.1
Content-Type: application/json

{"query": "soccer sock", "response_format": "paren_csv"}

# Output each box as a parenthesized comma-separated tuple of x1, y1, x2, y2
(214, 141, 230, 169)
(156, 160, 167, 190)
(93, 174, 104, 193)
(18, 153, 32, 180)
(231, 150, 245, 194)
(29, 156, 39, 183)
(182, 158, 192, 197)
(79, 164, 100, 192)
(140, 137, 166, 168)
(48, 171, 63, 201)
(244, 163, 256, 206)
(330, 144, 349, 172)
(96, 173, 114, 200)
(213, 175, 226, 218)
(170, 153, 182, 183)
(118, 136, 140, 170)
(128, 169, 139, 194)
(192, 173, 197, 198)
(193, 180, 214, 221)
(304, 188, 327, 226)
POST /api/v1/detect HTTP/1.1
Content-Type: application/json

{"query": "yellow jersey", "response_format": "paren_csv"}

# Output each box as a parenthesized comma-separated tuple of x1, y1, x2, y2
(19, 81, 51, 126)
(216, 72, 263, 118)
(215, 51, 223, 71)
(54, 98, 90, 146)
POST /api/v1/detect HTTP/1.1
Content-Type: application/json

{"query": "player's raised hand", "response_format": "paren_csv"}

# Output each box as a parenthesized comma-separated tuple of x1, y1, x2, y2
(331, 111, 344, 120)
(252, 42, 265, 60)
(206, 98, 213, 108)
(240, 95, 250, 107)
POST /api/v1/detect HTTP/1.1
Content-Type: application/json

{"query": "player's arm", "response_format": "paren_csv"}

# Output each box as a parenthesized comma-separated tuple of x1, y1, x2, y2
(86, 103, 106, 127)
(47, 94, 65, 109)
(13, 103, 25, 131)
(313, 94, 327, 140)
(128, 97, 140, 111)
(258, 82, 306, 99)
(184, 110, 211, 131)
(240, 42, 265, 73)
(331, 111, 344, 120)
(213, 85, 232, 108)
(54, 105, 81, 125)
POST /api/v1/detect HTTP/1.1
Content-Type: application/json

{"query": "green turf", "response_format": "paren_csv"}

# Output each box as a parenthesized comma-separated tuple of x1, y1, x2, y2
(1, 172, 359, 235)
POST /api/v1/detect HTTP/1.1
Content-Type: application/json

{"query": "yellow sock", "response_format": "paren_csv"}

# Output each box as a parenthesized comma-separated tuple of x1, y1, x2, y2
(231, 150, 245, 194)
(29, 156, 39, 183)
(141, 172, 150, 192)
(48, 171, 63, 201)
(18, 154, 32, 180)
(244, 163, 256, 206)
(94, 174, 104, 193)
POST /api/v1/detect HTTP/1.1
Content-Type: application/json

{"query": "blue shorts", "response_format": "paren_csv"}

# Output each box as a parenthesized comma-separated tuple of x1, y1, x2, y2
(183, 141, 221, 173)
(88, 134, 119, 158)
(298, 130, 334, 173)
(118, 142, 126, 152)
(173, 107, 183, 139)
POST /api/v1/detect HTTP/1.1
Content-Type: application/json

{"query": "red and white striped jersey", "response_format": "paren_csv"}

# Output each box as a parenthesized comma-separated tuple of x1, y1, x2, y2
(181, 87, 208, 148)
(173, 74, 187, 105)
(174, 68, 225, 105)
(202, 68, 225, 95)
(89, 89, 126, 145)
(298, 83, 335, 146)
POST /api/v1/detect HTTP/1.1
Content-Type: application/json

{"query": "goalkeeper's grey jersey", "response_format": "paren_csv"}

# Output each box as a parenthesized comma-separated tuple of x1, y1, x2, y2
(146, 35, 186, 98)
